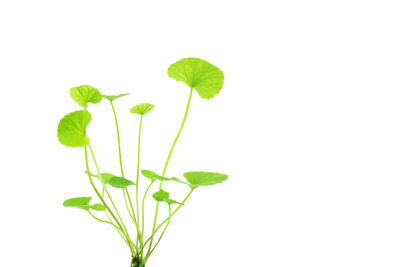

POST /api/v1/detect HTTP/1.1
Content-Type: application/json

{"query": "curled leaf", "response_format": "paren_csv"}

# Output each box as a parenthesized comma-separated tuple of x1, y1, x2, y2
(70, 85, 102, 107)
(57, 110, 91, 147)
(102, 93, 129, 102)
(130, 103, 155, 115)
(141, 170, 187, 185)
(63, 197, 92, 210)
(168, 57, 224, 99)
(152, 189, 181, 205)
(183, 171, 228, 189)
(85, 171, 115, 184)
(108, 176, 135, 188)
(90, 203, 106, 211)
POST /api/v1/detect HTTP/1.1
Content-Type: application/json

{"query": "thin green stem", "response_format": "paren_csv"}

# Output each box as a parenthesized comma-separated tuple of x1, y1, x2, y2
(88, 144, 135, 252)
(140, 189, 194, 257)
(141, 181, 154, 241)
(148, 205, 171, 256)
(109, 101, 138, 227)
(148, 88, 194, 254)
(136, 115, 143, 245)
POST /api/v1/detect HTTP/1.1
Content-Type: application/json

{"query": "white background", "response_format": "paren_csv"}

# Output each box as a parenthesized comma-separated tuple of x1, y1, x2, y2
(1, 0, 399, 266)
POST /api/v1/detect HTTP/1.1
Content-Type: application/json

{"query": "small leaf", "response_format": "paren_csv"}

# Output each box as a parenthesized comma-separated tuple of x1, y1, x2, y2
(183, 171, 228, 189)
(85, 171, 115, 184)
(57, 110, 91, 147)
(152, 190, 181, 205)
(63, 197, 92, 210)
(70, 85, 103, 107)
(141, 170, 187, 185)
(168, 57, 224, 99)
(90, 203, 106, 211)
(130, 103, 155, 115)
(108, 176, 135, 188)
(102, 93, 129, 102)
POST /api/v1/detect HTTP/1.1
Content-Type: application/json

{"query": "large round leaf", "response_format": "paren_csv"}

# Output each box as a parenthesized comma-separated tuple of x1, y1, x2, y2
(57, 110, 91, 147)
(130, 103, 155, 115)
(70, 85, 103, 107)
(183, 171, 228, 189)
(168, 58, 224, 99)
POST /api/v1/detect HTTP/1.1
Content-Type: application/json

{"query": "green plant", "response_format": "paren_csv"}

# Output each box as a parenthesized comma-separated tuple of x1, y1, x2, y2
(57, 58, 227, 267)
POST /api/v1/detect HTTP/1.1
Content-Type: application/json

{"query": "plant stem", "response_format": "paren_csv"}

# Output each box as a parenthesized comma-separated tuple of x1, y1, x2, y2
(141, 181, 154, 243)
(141, 189, 194, 257)
(88, 144, 135, 252)
(148, 88, 194, 254)
(84, 145, 135, 254)
(109, 100, 143, 247)
(136, 115, 143, 244)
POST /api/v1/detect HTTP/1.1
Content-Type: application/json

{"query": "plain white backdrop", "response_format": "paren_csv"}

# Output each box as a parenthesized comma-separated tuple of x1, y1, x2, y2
(1, 0, 400, 266)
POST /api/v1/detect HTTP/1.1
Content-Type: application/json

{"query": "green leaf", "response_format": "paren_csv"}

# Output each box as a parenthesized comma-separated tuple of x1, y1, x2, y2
(168, 57, 224, 99)
(63, 197, 92, 210)
(108, 176, 135, 188)
(90, 203, 106, 211)
(85, 171, 115, 184)
(130, 103, 155, 115)
(57, 110, 91, 147)
(70, 85, 103, 107)
(152, 189, 181, 205)
(141, 170, 187, 185)
(183, 171, 228, 189)
(102, 93, 129, 102)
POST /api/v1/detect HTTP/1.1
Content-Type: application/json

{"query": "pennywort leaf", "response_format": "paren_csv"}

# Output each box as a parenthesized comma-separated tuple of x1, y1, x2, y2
(130, 103, 155, 115)
(90, 203, 106, 211)
(141, 170, 187, 185)
(168, 57, 224, 99)
(108, 176, 135, 188)
(152, 189, 181, 205)
(63, 197, 92, 210)
(183, 171, 228, 189)
(85, 171, 115, 184)
(70, 85, 102, 107)
(102, 93, 129, 102)
(57, 110, 91, 147)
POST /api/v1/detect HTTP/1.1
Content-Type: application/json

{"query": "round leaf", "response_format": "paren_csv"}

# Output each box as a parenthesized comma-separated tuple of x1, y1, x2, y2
(70, 85, 103, 107)
(102, 93, 129, 102)
(183, 171, 228, 188)
(130, 103, 155, 115)
(63, 197, 92, 210)
(57, 110, 91, 147)
(168, 57, 224, 99)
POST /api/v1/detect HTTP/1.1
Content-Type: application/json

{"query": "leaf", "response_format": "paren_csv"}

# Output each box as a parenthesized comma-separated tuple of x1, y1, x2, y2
(130, 103, 155, 115)
(57, 110, 91, 147)
(183, 171, 228, 189)
(108, 176, 135, 188)
(102, 93, 129, 102)
(70, 85, 103, 107)
(90, 203, 106, 211)
(141, 170, 187, 185)
(63, 197, 92, 210)
(168, 57, 224, 99)
(85, 171, 115, 184)
(152, 189, 181, 205)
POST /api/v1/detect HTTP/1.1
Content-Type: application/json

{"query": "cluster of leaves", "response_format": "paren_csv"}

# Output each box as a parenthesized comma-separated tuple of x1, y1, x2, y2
(57, 58, 227, 266)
